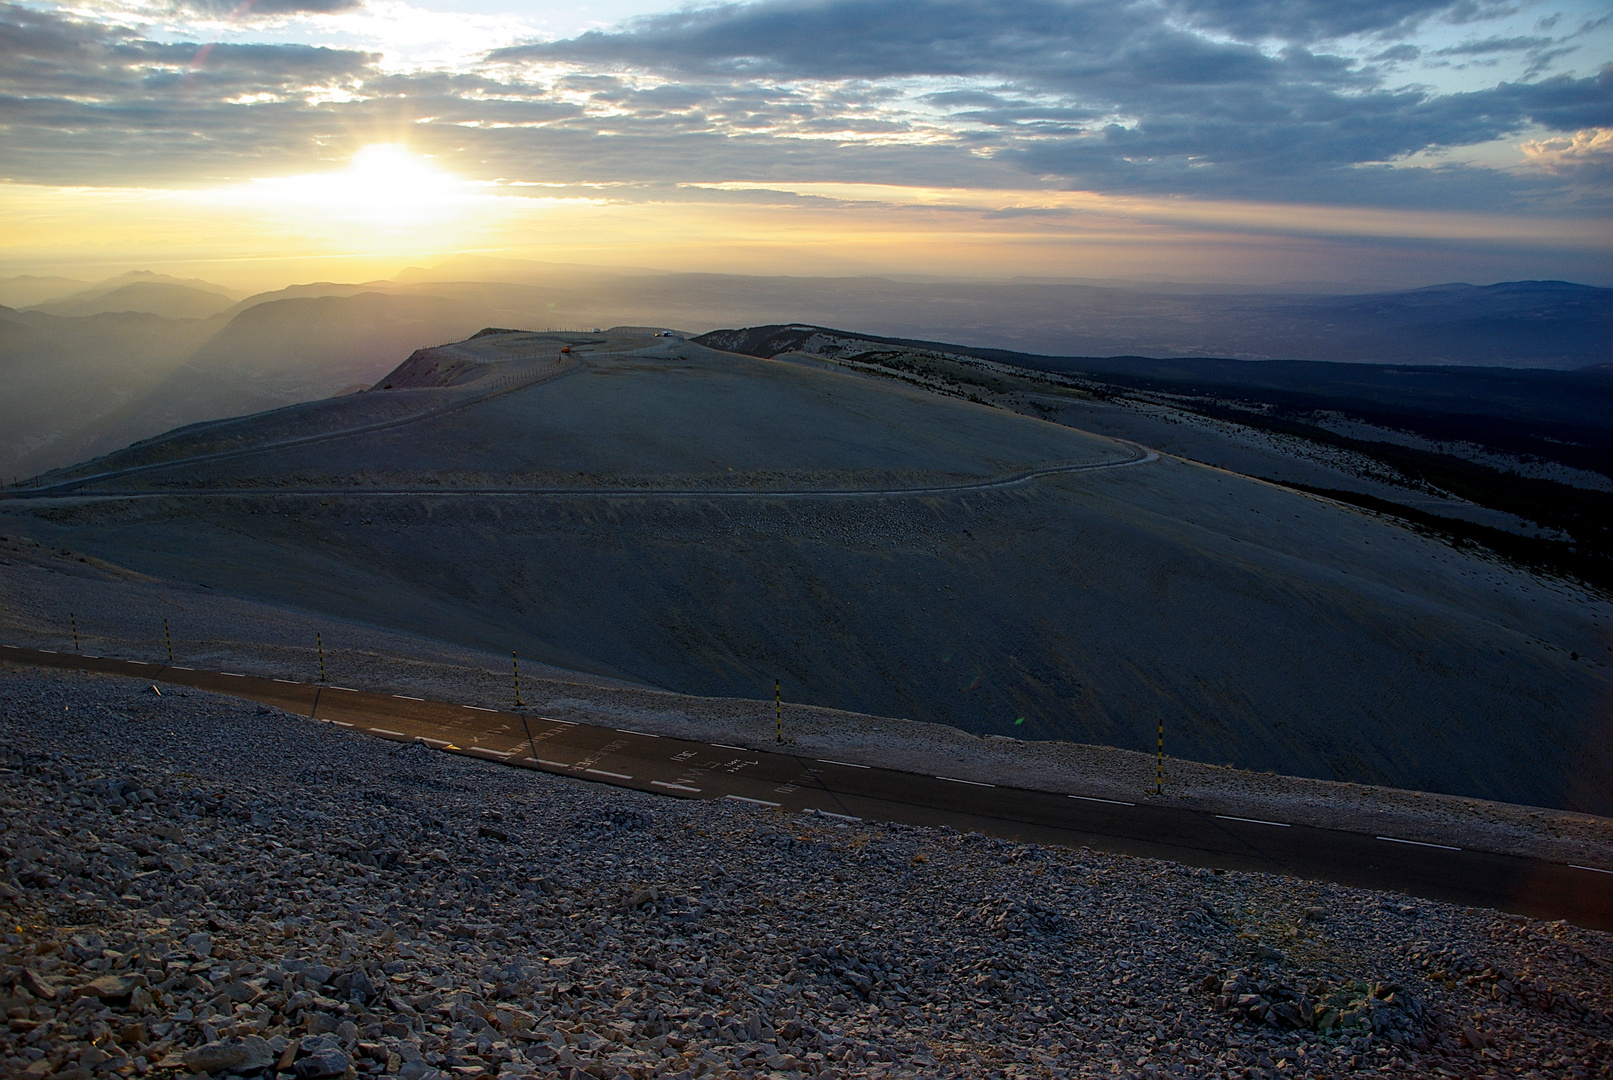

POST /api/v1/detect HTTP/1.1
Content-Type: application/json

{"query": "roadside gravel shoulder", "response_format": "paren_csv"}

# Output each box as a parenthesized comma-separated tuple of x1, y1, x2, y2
(3, 668, 1611, 1080)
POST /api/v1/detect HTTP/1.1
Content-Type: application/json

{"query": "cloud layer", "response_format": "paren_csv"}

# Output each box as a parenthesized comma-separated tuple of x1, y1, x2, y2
(0, 0, 1608, 217)
(493, 0, 1612, 206)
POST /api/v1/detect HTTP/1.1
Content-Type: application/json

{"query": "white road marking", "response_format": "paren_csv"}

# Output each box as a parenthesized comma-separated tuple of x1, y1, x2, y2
(817, 758, 870, 769)
(936, 776, 995, 787)
(420, 738, 451, 748)
(393, 694, 423, 701)
(652, 781, 702, 792)
(369, 728, 409, 738)
(616, 728, 660, 737)
(85, 655, 100, 659)
(804, 808, 861, 822)
(726, 795, 781, 807)
(1570, 864, 1613, 874)
(1376, 836, 1460, 851)
(1070, 795, 1135, 807)
(1217, 814, 1291, 828)
(534, 715, 577, 725)
(330, 720, 355, 727)
(586, 768, 632, 779)
(713, 743, 747, 751)
(535, 759, 572, 768)
(331, 686, 359, 692)
(129, 661, 149, 666)
(273, 677, 296, 683)
(222, 672, 247, 677)
(470, 747, 514, 758)
(39, 649, 57, 654)
(465, 705, 496, 712)
(172, 666, 193, 670)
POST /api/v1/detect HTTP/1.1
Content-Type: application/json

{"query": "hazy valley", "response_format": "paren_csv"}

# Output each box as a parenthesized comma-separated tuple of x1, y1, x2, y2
(4, 263, 1607, 483)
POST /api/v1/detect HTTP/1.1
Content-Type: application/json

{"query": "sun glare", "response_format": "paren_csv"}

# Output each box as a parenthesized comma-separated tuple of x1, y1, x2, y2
(236, 145, 487, 236)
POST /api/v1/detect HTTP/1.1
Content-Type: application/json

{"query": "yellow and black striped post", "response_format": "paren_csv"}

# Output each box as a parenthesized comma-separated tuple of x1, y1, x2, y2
(1156, 718, 1164, 795)
(317, 632, 326, 684)
(164, 618, 173, 664)
(776, 680, 782, 743)
(71, 613, 79, 653)
(513, 652, 524, 709)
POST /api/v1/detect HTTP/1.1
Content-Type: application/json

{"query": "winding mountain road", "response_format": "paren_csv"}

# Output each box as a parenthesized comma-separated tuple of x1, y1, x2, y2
(4, 643, 1608, 931)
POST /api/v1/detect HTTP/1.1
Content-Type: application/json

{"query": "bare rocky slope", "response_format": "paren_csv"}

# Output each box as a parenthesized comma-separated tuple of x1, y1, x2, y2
(3, 666, 1611, 1080)
(2, 534, 1611, 869)
(4, 332, 1610, 816)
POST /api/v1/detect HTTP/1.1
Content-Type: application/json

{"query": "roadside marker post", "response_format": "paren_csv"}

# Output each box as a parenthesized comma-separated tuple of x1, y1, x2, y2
(513, 652, 524, 709)
(164, 618, 173, 664)
(1156, 718, 1164, 795)
(71, 613, 79, 653)
(317, 633, 326, 684)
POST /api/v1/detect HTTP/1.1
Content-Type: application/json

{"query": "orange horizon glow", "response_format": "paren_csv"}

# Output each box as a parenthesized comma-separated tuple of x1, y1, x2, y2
(2, 144, 1610, 294)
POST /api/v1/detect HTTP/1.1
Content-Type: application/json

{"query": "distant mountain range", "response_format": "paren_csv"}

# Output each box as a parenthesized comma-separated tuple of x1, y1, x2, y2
(1, 264, 1606, 482)
(20, 271, 242, 319)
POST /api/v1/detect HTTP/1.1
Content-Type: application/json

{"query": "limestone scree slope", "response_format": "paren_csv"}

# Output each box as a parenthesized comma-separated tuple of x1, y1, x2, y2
(5, 330, 1610, 814)
(2, 667, 1611, 1080)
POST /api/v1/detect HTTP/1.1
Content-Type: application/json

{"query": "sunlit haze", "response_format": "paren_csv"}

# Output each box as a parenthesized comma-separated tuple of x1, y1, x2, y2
(2, 0, 1610, 291)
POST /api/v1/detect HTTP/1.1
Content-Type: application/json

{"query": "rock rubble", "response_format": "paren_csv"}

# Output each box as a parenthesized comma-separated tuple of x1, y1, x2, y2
(2, 667, 1610, 1079)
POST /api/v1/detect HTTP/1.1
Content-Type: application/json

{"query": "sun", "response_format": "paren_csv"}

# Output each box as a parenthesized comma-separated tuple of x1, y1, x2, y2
(239, 144, 486, 235)
(335, 145, 464, 227)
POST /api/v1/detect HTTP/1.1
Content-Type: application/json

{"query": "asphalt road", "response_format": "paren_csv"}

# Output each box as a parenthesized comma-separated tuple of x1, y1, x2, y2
(6, 643, 1610, 930)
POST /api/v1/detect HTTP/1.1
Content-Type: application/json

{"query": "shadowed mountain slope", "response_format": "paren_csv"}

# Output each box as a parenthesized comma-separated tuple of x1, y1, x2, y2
(6, 330, 1610, 815)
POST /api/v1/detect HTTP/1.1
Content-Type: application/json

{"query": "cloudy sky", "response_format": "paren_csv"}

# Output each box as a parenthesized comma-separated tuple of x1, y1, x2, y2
(2, 0, 1610, 287)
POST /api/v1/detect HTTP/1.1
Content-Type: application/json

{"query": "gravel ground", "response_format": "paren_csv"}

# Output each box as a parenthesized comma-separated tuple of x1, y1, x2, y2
(3, 668, 1612, 1080)
(2, 539, 1610, 869)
